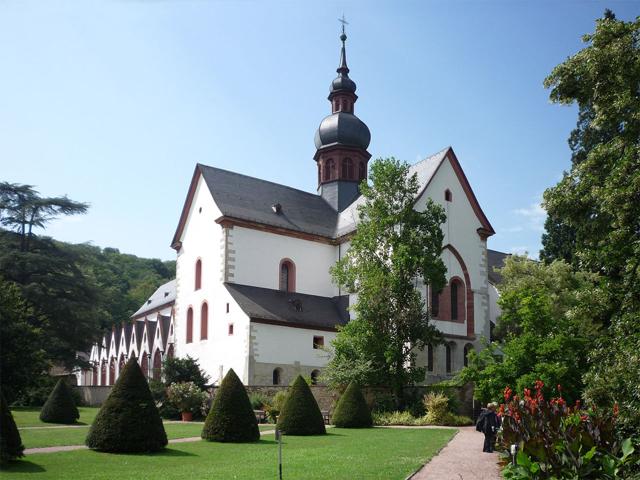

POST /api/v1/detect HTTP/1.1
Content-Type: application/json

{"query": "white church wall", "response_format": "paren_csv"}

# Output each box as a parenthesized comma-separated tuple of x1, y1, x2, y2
(231, 227, 338, 297)
(489, 282, 501, 329)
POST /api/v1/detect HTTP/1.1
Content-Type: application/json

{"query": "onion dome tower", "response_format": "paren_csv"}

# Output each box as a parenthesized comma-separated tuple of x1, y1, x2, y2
(314, 26, 371, 212)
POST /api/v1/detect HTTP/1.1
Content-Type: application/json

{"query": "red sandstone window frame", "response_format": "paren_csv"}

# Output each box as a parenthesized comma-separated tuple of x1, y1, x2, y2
(195, 259, 202, 290)
(200, 302, 208, 341)
(228, 323, 234, 336)
(279, 258, 296, 293)
(186, 307, 193, 343)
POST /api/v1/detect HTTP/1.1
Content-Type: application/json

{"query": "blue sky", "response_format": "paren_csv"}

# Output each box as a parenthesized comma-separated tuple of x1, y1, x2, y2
(1, 1, 637, 261)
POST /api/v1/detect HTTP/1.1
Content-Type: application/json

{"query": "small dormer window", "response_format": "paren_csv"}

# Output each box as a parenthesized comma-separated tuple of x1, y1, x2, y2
(445, 189, 452, 202)
(147, 299, 152, 305)
(164, 292, 169, 298)
(272, 203, 282, 214)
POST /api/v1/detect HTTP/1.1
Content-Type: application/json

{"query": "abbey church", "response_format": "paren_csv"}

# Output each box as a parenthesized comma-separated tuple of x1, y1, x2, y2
(86, 30, 503, 388)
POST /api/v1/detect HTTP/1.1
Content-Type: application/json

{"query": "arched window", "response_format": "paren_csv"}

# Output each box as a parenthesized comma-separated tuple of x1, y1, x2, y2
(152, 350, 162, 380)
(445, 344, 452, 373)
(464, 343, 474, 368)
(279, 259, 296, 292)
(186, 307, 193, 343)
(358, 161, 366, 180)
(272, 368, 282, 385)
(195, 259, 202, 290)
(200, 302, 208, 340)
(324, 158, 334, 181)
(427, 344, 434, 372)
(101, 360, 107, 386)
(445, 189, 452, 202)
(109, 358, 115, 385)
(141, 354, 149, 378)
(431, 286, 440, 317)
(449, 278, 465, 322)
(166, 344, 174, 359)
(311, 369, 320, 385)
(451, 281, 458, 320)
(318, 164, 321, 184)
(341, 158, 353, 179)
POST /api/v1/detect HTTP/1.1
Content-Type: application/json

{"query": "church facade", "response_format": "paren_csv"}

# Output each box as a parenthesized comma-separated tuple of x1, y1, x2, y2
(85, 30, 497, 388)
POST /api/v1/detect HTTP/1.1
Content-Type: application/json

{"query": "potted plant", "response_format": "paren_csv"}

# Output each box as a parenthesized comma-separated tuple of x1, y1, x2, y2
(167, 381, 207, 421)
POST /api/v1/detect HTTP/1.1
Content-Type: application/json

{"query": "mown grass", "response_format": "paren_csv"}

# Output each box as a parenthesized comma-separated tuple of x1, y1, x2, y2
(0, 428, 455, 479)
(17, 419, 276, 449)
(11, 407, 100, 427)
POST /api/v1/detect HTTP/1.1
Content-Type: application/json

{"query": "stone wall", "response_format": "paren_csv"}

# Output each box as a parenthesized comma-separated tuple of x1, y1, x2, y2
(207, 385, 338, 411)
(75, 386, 111, 406)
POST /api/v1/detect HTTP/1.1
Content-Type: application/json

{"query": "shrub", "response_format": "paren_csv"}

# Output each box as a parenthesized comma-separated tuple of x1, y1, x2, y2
(500, 381, 640, 479)
(167, 382, 207, 414)
(163, 356, 209, 389)
(423, 392, 449, 425)
(201, 369, 259, 443)
(276, 375, 325, 435)
(0, 390, 24, 464)
(86, 358, 167, 452)
(264, 390, 288, 423)
(39, 378, 79, 424)
(249, 392, 270, 410)
(332, 382, 372, 428)
(372, 411, 416, 426)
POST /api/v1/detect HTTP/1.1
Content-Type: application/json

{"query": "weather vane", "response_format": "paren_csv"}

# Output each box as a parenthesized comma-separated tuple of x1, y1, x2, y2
(338, 14, 349, 35)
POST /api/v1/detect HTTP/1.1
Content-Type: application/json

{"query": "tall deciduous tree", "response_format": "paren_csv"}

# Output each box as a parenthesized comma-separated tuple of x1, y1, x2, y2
(326, 158, 447, 404)
(541, 10, 640, 434)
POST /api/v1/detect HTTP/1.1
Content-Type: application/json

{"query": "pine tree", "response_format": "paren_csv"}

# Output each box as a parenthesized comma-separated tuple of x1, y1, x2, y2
(331, 382, 372, 428)
(276, 375, 326, 435)
(201, 369, 259, 443)
(39, 378, 80, 424)
(86, 358, 167, 452)
(0, 390, 24, 464)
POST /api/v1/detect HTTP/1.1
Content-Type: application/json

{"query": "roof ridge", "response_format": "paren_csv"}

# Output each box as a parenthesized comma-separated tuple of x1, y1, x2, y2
(197, 163, 327, 201)
(411, 146, 451, 168)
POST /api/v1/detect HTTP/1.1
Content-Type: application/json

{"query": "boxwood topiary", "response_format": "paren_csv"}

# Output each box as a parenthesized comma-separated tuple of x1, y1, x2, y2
(276, 375, 325, 435)
(201, 369, 259, 442)
(0, 390, 24, 464)
(86, 357, 167, 452)
(39, 378, 79, 424)
(332, 382, 372, 428)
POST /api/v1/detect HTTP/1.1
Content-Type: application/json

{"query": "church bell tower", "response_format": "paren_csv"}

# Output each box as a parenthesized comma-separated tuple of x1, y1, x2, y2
(314, 25, 371, 212)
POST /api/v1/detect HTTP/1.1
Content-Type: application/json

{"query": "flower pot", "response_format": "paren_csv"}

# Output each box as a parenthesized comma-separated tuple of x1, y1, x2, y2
(181, 411, 193, 422)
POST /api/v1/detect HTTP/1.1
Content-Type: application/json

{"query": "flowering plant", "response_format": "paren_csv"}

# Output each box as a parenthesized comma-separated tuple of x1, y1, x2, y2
(500, 381, 638, 479)
(166, 381, 208, 414)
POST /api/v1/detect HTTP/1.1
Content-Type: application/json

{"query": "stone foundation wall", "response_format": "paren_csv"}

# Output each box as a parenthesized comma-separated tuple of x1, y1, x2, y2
(207, 385, 338, 411)
(75, 386, 111, 406)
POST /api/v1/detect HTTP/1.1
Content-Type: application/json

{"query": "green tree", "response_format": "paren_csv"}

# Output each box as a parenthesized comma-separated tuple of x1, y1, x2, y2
(331, 382, 372, 428)
(325, 158, 446, 403)
(201, 369, 259, 443)
(276, 375, 326, 436)
(0, 277, 48, 404)
(0, 390, 24, 464)
(86, 358, 167, 452)
(163, 356, 209, 389)
(541, 11, 640, 435)
(39, 379, 80, 424)
(458, 256, 601, 404)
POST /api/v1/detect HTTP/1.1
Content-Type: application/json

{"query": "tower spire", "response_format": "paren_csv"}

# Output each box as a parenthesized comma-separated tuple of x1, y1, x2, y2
(338, 15, 349, 75)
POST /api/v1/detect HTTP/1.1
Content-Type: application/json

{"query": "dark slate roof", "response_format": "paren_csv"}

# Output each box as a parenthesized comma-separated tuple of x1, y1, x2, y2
(123, 322, 133, 348)
(488, 249, 510, 285)
(132, 279, 176, 318)
(314, 112, 371, 151)
(134, 321, 145, 351)
(199, 165, 338, 238)
(224, 283, 349, 331)
(146, 320, 157, 352)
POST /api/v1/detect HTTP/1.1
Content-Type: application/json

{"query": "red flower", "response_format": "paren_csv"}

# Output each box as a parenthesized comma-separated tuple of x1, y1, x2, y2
(613, 403, 619, 417)
(524, 388, 532, 400)
(504, 386, 512, 402)
(580, 415, 588, 422)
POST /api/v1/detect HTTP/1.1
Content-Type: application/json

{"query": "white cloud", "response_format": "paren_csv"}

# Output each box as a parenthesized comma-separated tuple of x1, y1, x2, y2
(513, 201, 546, 232)
(509, 246, 530, 256)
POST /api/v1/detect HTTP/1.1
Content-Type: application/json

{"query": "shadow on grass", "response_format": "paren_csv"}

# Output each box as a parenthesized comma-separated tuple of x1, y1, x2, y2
(0, 459, 46, 473)
(92, 447, 197, 458)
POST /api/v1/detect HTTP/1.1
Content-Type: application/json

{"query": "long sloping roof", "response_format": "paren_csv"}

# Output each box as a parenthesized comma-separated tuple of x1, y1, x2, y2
(172, 146, 494, 246)
(488, 249, 510, 285)
(224, 283, 349, 331)
(132, 279, 176, 318)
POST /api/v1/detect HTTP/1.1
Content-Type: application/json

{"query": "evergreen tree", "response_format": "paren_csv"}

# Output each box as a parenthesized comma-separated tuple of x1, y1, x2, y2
(331, 382, 372, 428)
(276, 375, 326, 435)
(39, 378, 79, 424)
(86, 358, 167, 452)
(0, 390, 24, 464)
(201, 369, 259, 443)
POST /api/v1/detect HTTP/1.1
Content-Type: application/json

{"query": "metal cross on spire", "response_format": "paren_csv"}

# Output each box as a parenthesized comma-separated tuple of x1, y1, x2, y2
(338, 14, 349, 36)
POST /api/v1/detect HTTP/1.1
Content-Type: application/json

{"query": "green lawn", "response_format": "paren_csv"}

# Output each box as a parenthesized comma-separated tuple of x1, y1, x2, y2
(17, 421, 276, 449)
(0, 428, 455, 479)
(11, 407, 101, 427)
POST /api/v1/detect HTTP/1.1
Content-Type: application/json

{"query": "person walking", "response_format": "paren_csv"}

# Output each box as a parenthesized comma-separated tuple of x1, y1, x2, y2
(480, 403, 501, 453)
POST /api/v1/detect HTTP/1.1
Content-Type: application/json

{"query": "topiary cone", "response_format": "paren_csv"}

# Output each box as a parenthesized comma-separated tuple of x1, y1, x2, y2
(201, 369, 259, 443)
(86, 357, 167, 452)
(332, 382, 372, 428)
(0, 390, 24, 464)
(39, 378, 79, 424)
(276, 375, 326, 435)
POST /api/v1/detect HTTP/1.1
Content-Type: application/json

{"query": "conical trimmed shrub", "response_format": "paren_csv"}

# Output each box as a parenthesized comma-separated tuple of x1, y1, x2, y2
(0, 390, 24, 464)
(39, 378, 79, 424)
(201, 369, 259, 442)
(86, 357, 167, 452)
(276, 375, 325, 435)
(332, 382, 372, 428)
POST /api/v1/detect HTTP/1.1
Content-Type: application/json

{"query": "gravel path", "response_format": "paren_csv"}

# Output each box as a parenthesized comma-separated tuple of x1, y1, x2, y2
(411, 426, 501, 480)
